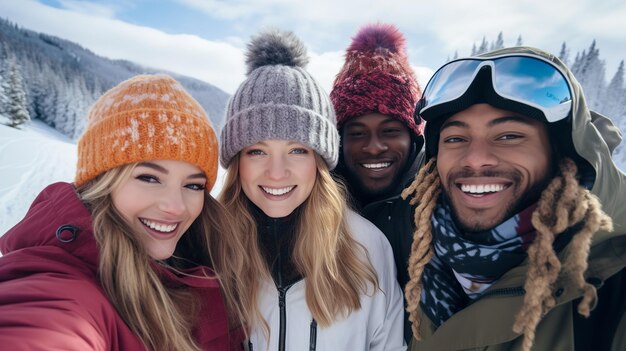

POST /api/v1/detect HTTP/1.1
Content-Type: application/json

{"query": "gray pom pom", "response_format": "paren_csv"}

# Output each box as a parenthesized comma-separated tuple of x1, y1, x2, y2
(245, 29, 310, 75)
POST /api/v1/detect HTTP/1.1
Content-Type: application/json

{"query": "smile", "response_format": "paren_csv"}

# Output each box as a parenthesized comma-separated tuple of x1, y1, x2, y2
(459, 183, 507, 195)
(139, 218, 178, 233)
(361, 162, 391, 169)
(261, 186, 295, 196)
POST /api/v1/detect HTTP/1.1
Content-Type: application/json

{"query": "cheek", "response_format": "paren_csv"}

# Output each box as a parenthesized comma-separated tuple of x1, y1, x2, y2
(393, 137, 412, 155)
(300, 159, 318, 193)
(342, 142, 358, 162)
(188, 194, 205, 219)
(238, 159, 256, 193)
(110, 185, 133, 221)
(436, 157, 453, 186)
(528, 154, 552, 185)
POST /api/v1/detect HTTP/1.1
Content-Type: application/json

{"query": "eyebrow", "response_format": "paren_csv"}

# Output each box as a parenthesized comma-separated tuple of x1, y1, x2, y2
(136, 162, 206, 179)
(345, 117, 400, 128)
(440, 115, 536, 132)
(254, 140, 305, 147)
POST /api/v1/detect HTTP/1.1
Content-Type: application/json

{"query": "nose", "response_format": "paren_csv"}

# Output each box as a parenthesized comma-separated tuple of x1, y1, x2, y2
(158, 187, 187, 216)
(362, 134, 388, 155)
(265, 154, 290, 180)
(460, 139, 499, 170)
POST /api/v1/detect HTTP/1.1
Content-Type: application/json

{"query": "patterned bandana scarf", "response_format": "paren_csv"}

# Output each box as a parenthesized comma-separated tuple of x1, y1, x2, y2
(420, 195, 538, 326)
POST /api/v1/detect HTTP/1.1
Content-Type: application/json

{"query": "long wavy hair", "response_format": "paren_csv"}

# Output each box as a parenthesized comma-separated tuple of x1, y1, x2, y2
(218, 153, 379, 336)
(402, 158, 613, 351)
(77, 163, 246, 351)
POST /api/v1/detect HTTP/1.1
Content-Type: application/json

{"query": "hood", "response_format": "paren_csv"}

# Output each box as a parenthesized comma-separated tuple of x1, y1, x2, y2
(480, 46, 626, 243)
(0, 182, 99, 272)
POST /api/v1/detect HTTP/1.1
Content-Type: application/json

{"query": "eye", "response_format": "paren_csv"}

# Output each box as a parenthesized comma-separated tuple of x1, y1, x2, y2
(136, 174, 159, 183)
(442, 136, 466, 143)
(497, 133, 523, 141)
(382, 128, 401, 135)
(290, 147, 308, 155)
(245, 148, 265, 156)
(345, 129, 366, 138)
(185, 183, 206, 191)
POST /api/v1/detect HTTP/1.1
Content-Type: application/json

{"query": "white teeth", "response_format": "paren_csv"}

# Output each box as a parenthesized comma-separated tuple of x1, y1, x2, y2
(261, 186, 295, 196)
(140, 219, 177, 233)
(362, 162, 391, 169)
(460, 184, 505, 194)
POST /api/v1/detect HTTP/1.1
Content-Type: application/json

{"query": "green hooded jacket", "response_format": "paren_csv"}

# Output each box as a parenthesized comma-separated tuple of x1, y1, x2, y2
(410, 46, 626, 351)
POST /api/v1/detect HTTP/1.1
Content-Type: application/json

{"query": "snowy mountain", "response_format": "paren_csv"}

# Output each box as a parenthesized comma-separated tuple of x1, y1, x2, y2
(0, 18, 229, 139)
(0, 121, 227, 237)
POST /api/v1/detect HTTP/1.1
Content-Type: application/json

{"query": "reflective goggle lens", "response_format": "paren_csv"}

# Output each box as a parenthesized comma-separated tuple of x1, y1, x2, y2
(420, 55, 573, 122)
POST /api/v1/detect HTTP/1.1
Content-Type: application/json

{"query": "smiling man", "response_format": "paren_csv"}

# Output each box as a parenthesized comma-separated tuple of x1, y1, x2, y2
(331, 23, 424, 293)
(403, 47, 626, 351)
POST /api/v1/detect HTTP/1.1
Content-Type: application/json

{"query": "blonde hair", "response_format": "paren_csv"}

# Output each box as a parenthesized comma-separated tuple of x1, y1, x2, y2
(77, 163, 246, 351)
(218, 153, 379, 336)
(402, 158, 613, 351)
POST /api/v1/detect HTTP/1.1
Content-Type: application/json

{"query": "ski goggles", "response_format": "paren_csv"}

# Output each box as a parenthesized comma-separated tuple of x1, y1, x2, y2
(417, 54, 573, 123)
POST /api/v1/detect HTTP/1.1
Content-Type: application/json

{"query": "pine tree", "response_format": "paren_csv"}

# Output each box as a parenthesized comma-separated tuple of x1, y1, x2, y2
(0, 42, 10, 122)
(3, 59, 30, 129)
(0, 65, 8, 123)
(558, 42, 570, 66)
(571, 40, 606, 111)
(477, 36, 489, 54)
(491, 32, 504, 50)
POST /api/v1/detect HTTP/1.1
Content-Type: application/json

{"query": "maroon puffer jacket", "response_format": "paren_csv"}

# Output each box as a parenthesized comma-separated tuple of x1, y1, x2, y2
(0, 182, 244, 350)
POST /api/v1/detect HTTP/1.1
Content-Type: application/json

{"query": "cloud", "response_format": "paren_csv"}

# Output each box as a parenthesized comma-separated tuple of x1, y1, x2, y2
(0, 0, 247, 93)
(2, 0, 624, 94)
(176, 0, 626, 75)
(56, 0, 119, 18)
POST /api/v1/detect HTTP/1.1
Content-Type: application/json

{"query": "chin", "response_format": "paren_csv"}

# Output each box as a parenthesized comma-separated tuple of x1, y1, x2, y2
(359, 181, 395, 198)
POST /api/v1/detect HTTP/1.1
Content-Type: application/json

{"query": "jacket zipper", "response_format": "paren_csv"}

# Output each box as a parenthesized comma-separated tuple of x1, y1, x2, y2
(259, 218, 312, 351)
(273, 218, 294, 351)
(277, 284, 291, 351)
(309, 319, 317, 351)
(480, 286, 526, 298)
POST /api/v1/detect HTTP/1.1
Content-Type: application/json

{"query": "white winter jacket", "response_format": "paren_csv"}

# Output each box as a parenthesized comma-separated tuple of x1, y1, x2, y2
(248, 210, 406, 351)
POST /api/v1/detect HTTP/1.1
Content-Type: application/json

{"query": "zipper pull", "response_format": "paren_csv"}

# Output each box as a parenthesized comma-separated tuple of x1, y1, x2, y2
(309, 319, 317, 351)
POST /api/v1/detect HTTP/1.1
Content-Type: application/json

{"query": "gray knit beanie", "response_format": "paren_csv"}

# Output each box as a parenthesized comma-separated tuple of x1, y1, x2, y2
(220, 29, 340, 169)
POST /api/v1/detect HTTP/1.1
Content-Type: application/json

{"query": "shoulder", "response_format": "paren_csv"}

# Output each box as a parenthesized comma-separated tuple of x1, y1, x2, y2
(345, 209, 395, 267)
(345, 209, 387, 243)
(0, 246, 119, 322)
(0, 258, 119, 349)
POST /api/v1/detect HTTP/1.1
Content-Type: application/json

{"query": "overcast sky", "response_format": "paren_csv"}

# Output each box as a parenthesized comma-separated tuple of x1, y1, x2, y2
(1, 0, 625, 94)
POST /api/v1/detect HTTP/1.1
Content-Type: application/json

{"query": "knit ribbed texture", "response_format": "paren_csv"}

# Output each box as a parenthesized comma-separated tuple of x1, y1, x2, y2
(330, 23, 423, 137)
(220, 29, 339, 169)
(75, 74, 218, 190)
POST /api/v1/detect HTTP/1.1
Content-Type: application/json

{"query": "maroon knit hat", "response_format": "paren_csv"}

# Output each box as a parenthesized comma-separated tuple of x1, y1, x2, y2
(330, 23, 423, 137)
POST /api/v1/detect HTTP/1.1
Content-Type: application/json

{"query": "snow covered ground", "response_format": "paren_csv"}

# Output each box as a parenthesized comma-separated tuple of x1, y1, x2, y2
(0, 120, 227, 238)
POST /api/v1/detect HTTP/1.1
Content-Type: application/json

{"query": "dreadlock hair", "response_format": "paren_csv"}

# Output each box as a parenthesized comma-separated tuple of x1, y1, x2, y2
(400, 158, 440, 339)
(513, 158, 613, 351)
(401, 158, 613, 351)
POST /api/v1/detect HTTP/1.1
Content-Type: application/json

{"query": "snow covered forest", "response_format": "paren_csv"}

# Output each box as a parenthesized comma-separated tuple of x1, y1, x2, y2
(0, 20, 625, 169)
(0, 18, 229, 140)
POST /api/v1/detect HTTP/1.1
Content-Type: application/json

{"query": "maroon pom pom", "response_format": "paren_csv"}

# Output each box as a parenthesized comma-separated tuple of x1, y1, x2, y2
(348, 23, 406, 54)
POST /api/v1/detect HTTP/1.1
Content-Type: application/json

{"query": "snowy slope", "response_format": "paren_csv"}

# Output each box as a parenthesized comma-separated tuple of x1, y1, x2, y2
(0, 121, 227, 237)
(0, 120, 76, 235)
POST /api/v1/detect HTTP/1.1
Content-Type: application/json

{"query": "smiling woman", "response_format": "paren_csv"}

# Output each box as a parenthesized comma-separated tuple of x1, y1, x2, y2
(217, 28, 405, 351)
(111, 160, 208, 260)
(0, 75, 246, 351)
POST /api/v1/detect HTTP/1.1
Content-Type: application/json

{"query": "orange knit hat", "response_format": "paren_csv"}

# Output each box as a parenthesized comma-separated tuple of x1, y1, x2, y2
(75, 74, 218, 191)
